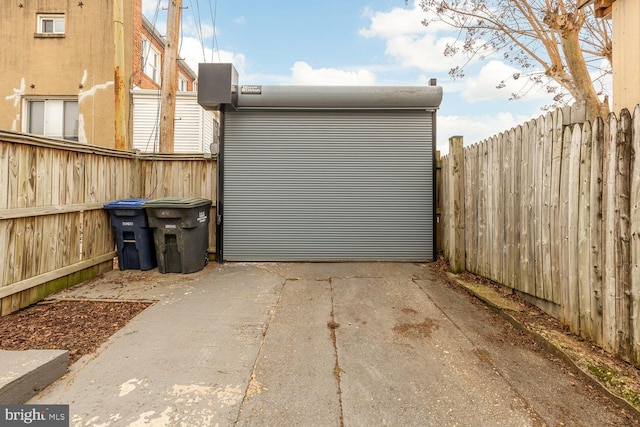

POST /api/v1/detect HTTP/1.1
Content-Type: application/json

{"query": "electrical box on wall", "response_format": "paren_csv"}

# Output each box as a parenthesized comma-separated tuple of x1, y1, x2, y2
(197, 63, 238, 111)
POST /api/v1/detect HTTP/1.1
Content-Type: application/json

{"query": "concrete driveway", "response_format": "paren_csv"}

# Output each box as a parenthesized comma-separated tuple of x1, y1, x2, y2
(31, 262, 634, 426)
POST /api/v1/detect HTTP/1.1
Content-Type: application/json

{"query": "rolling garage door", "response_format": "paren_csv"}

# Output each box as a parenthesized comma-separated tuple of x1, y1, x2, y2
(222, 109, 434, 261)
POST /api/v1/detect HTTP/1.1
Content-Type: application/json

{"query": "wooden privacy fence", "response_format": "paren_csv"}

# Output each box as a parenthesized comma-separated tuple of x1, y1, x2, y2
(441, 104, 640, 367)
(0, 130, 216, 316)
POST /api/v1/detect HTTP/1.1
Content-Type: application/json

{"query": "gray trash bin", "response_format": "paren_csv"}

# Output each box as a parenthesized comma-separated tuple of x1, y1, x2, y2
(143, 197, 212, 274)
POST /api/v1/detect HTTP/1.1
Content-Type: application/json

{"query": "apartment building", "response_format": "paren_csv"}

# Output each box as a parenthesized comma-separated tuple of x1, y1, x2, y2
(0, 0, 203, 150)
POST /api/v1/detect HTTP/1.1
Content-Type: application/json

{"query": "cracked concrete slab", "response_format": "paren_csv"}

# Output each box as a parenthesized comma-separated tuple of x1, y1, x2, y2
(26, 262, 637, 426)
(30, 264, 284, 426)
(235, 279, 340, 426)
(333, 276, 537, 426)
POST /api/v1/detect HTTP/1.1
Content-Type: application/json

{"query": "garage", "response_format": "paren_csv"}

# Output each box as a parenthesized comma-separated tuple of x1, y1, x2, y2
(198, 65, 442, 262)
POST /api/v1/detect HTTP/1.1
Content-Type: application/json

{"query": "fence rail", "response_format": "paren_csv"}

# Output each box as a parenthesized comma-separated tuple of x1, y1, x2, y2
(0, 130, 216, 315)
(441, 104, 640, 366)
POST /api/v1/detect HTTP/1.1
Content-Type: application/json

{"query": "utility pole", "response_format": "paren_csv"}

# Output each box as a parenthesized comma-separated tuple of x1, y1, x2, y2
(113, 0, 128, 150)
(159, 0, 182, 153)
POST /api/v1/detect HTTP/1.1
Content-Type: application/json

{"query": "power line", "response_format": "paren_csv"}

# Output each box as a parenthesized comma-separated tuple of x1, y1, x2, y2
(182, 0, 220, 64)
(141, 0, 163, 155)
(209, 0, 220, 62)
(195, 0, 207, 62)
(142, 0, 162, 75)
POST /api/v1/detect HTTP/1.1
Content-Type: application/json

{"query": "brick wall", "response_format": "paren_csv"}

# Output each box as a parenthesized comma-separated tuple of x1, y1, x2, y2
(131, 1, 197, 92)
(132, 0, 144, 88)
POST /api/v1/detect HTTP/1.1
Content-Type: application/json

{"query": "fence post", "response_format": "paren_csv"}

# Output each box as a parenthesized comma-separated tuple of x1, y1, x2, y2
(131, 154, 144, 198)
(449, 136, 466, 273)
(435, 151, 443, 254)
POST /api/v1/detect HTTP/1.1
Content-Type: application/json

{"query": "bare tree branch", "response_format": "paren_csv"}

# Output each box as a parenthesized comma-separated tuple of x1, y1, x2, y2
(419, 0, 611, 119)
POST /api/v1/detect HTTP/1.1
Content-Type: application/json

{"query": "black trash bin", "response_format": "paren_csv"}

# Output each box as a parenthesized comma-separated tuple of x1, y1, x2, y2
(143, 197, 212, 274)
(104, 198, 157, 271)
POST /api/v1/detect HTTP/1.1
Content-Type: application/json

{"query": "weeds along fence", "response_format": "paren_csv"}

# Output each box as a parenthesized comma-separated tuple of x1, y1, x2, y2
(441, 104, 640, 367)
(0, 130, 216, 315)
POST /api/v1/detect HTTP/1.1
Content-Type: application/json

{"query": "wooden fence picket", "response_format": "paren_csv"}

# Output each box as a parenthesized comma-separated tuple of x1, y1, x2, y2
(479, 140, 486, 274)
(520, 122, 532, 296)
(513, 126, 524, 292)
(615, 109, 632, 357)
(578, 121, 593, 339)
(0, 132, 217, 315)
(440, 103, 640, 367)
(542, 112, 553, 303)
(464, 144, 476, 273)
(630, 105, 640, 364)
(590, 117, 605, 348)
(566, 124, 583, 333)
(602, 114, 618, 352)
(550, 109, 564, 305)
(533, 119, 544, 299)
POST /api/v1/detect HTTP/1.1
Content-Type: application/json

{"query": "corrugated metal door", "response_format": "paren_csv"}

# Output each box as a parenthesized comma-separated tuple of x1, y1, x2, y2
(223, 110, 434, 261)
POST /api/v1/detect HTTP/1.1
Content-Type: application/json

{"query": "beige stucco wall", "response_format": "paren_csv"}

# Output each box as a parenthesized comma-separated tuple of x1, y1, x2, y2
(612, 0, 640, 113)
(0, 0, 134, 148)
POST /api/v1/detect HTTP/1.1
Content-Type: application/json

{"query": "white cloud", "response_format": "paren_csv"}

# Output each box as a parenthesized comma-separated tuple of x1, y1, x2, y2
(383, 34, 463, 73)
(360, 1, 465, 73)
(234, 16, 246, 25)
(142, 0, 167, 35)
(459, 60, 566, 104)
(459, 60, 521, 102)
(142, 0, 164, 15)
(360, 0, 571, 111)
(360, 3, 430, 39)
(142, 2, 246, 79)
(178, 37, 246, 76)
(181, 16, 216, 39)
(290, 62, 377, 85)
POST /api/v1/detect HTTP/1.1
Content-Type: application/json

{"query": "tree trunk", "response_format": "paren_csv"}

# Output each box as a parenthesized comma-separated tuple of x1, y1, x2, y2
(561, 29, 610, 121)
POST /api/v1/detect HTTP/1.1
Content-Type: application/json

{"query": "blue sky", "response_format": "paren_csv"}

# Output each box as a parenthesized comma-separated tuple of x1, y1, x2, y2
(142, 0, 566, 153)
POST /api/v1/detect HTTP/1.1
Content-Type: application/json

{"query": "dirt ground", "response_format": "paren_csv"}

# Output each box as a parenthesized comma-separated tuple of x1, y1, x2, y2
(430, 257, 640, 416)
(0, 300, 151, 364)
(0, 259, 639, 417)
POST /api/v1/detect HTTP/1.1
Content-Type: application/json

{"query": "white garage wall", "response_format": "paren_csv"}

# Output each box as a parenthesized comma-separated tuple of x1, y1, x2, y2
(132, 90, 218, 154)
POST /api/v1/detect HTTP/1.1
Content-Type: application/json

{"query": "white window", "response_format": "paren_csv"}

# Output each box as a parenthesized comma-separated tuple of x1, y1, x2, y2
(37, 14, 65, 34)
(142, 37, 161, 84)
(27, 99, 79, 141)
(178, 74, 188, 92)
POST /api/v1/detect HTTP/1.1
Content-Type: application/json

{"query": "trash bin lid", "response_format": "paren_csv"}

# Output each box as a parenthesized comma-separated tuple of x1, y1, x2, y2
(142, 197, 212, 209)
(104, 198, 149, 209)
